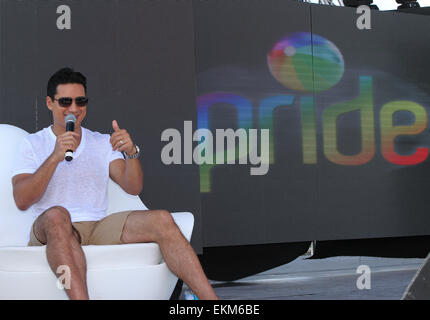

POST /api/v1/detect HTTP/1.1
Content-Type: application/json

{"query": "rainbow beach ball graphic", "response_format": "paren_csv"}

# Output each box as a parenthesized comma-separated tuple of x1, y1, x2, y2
(267, 32, 344, 93)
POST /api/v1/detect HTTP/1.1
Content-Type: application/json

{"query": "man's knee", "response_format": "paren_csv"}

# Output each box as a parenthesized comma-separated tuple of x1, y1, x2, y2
(154, 209, 174, 225)
(43, 206, 71, 225)
(134, 209, 176, 235)
(40, 206, 73, 236)
(32, 206, 73, 244)
(152, 210, 178, 236)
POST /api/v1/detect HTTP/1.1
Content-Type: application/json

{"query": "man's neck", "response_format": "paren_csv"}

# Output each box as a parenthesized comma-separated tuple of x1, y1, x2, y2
(51, 124, 82, 143)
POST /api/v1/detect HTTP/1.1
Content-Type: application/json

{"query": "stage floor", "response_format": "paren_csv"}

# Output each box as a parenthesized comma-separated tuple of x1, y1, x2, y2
(183, 255, 424, 300)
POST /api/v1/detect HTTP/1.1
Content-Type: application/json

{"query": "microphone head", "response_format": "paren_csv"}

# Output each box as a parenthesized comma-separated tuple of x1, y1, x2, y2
(65, 114, 76, 123)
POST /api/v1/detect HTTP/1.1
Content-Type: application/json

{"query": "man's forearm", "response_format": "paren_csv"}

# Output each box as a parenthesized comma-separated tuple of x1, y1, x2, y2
(13, 154, 60, 210)
(121, 158, 143, 196)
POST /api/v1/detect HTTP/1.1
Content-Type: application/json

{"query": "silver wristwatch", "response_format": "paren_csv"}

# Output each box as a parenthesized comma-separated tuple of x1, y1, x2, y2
(123, 145, 141, 159)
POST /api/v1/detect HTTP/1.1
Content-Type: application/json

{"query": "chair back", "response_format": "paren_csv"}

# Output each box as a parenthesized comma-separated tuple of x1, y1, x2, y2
(0, 125, 34, 246)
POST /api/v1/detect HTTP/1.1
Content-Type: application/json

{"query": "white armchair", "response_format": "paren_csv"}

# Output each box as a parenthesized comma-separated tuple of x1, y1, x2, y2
(0, 124, 194, 299)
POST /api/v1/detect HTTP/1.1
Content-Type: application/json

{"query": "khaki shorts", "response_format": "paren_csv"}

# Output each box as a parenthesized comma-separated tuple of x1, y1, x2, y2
(28, 211, 133, 246)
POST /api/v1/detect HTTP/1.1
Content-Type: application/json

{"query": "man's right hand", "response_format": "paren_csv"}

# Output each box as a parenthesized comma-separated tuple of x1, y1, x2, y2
(52, 131, 81, 162)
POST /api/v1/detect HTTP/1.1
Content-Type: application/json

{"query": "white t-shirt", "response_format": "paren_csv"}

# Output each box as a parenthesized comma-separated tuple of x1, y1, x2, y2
(11, 126, 123, 222)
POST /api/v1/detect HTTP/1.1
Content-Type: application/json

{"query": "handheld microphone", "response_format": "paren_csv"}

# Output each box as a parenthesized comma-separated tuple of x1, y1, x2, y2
(65, 114, 76, 162)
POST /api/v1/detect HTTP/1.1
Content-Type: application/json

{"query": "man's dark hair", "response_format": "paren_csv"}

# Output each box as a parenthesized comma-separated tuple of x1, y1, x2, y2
(47, 67, 87, 100)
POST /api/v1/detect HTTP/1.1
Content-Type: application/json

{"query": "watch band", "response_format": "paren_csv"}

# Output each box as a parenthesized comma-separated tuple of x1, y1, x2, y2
(123, 145, 140, 159)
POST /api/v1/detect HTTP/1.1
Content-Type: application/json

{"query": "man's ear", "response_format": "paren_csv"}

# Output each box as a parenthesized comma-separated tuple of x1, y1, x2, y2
(46, 96, 53, 111)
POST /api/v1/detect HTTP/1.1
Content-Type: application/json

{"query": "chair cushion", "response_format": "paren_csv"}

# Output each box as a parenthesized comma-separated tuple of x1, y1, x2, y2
(0, 243, 162, 272)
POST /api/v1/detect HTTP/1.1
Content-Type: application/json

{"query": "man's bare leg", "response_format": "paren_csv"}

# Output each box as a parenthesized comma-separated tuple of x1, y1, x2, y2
(121, 210, 218, 300)
(33, 206, 89, 300)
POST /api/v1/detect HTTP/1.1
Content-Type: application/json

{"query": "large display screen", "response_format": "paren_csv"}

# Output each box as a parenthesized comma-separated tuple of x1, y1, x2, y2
(193, 0, 430, 246)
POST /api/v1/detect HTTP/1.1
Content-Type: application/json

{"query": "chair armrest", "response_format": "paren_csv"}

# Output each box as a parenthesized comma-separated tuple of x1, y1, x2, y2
(171, 212, 194, 242)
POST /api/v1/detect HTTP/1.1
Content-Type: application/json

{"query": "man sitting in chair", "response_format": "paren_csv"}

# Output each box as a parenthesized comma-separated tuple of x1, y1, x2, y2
(11, 67, 218, 300)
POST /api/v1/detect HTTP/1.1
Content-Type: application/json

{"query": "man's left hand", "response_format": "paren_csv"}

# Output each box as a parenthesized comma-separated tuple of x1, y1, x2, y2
(110, 120, 136, 155)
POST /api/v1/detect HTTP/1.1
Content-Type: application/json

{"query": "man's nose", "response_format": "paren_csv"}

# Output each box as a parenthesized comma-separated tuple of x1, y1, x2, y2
(68, 100, 79, 112)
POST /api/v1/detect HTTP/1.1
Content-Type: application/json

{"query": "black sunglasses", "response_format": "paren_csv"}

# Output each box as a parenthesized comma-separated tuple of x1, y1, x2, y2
(53, 96, 89, 107)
